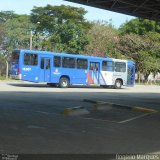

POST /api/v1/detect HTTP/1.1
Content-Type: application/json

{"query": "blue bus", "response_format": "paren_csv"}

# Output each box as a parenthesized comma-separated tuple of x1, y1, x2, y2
(10, 49, 135, 89)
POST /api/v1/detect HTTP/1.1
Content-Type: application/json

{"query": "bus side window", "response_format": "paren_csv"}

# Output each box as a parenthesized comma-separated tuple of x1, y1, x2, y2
(62, 57, 75, 68)
(54, 56, 61, 67)
(30, 54, 38, 65)
(77, 59, 88, 69)
(102, 61, 107, 71)
(24, 53, 38, 66)
(41, 58, 44, 69)
(90, 63, 93, 70)
(115, 62, 126, 72)
(107, 61, 114, 71)
(24, 54, 30, 65)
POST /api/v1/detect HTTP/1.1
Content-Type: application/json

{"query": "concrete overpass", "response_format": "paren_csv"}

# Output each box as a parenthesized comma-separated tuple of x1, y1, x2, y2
(65, 0, 160, 21)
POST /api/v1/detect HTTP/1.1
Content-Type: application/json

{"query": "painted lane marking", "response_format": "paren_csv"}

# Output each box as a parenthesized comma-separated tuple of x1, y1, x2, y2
(119, 113, 151, 123)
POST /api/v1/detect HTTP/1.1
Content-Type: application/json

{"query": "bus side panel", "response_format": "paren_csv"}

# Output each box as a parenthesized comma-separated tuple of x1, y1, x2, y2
(59, 68, 88, 85)
(21, 66, 40, 82)
(50, 67, 88, 85)
(100, 71, 114, 85)
(50, 67, 62, 84)
(72, 69, 88, 85)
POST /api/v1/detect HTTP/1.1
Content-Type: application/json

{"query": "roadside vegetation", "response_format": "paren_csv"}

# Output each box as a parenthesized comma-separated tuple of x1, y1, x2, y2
(0, 76, 6, 80)
(0, 5, 159, 82)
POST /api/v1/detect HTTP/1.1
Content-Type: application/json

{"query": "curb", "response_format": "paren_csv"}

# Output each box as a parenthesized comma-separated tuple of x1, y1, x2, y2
(132, 107, 157, 113)
(83, 99, 105, 104)
(63, 106, 90, 116)
(83, 99, 157, 113)
(94, 103, 113, 111)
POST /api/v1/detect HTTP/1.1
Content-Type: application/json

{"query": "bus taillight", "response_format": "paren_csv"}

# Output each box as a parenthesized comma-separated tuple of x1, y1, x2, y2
(17, 68, 20, 74)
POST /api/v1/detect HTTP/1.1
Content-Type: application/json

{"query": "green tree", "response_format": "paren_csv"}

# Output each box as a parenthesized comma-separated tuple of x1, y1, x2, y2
(0, 12, 42, 78)
(0, 55, 6, 76)
(117, 34, 160, 76)
(5, 15, 32, 51)
(43, 22, 88, 53)
(0, 14, 41, 56)
(0, 23, 6, 49)
(0, 11, 16, 54)
(85, 21, 122, 58)
(31, 5, 91, 53)
(146, 32, 160, 59)
(0, 11, 16, 77)
(119, 18, 160, 35)
(119, 18, 160, 79)
(0, 11, 16, 23)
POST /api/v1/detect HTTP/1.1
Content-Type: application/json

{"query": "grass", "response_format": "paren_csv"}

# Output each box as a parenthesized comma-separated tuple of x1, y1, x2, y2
(155, 81, 160, 85)
(0, 76, 6, 80)
(0, 76, 12, 81)
(136, 81, 160, 86)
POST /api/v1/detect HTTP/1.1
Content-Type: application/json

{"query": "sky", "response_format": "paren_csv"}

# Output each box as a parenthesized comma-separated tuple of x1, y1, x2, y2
(0, 0, 135, 28)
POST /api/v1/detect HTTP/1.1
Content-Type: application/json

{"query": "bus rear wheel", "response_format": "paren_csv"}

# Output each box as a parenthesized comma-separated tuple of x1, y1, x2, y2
(59, 77, 70, 88)
(114, 79, 122, 89)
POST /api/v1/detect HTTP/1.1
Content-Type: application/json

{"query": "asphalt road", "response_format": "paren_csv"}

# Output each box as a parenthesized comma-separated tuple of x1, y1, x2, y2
(0, 81, 160, 154)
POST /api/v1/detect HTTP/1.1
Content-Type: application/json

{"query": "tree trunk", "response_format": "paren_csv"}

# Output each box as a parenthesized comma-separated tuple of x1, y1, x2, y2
(138, 71, 141, 84)
(6, 60, 8, 79)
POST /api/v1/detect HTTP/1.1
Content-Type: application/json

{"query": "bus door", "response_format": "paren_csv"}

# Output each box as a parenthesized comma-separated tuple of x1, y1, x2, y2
(127, 62, 135, 85)
(40, 57, 51, 82)
(88, 62, 100, 85)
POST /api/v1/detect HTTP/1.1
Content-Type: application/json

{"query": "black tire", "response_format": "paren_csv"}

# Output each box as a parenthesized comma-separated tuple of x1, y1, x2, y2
(59, 77, 70, 88)
(114, 79, 122, 89)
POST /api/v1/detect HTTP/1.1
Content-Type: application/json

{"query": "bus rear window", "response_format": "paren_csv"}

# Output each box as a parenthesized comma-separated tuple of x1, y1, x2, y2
(12, 51, 20, 63)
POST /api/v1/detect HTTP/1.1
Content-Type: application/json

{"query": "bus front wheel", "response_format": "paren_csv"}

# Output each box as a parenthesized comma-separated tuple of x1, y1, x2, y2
(59, 77, 70, 88)
(114, 79, 122, 89)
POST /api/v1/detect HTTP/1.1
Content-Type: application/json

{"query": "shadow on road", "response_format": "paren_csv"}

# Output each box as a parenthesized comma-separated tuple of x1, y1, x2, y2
(0, 85, 159, 154)
(8, 82, 127, 89)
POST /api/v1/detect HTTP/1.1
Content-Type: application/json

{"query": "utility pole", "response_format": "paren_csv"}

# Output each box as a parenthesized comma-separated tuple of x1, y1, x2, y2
(30, 30, 33, 50)
(29, 22, 40, 50)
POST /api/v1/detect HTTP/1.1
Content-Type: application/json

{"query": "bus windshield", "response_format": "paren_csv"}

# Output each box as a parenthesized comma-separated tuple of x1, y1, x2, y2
(12, 50, 20, 63)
